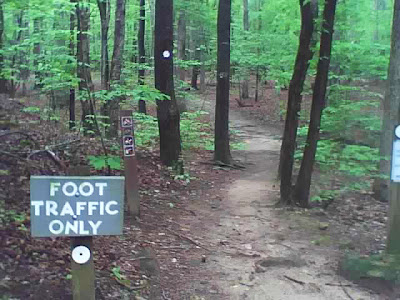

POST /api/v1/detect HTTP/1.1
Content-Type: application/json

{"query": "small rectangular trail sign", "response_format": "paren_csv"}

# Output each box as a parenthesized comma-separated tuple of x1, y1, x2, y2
(30, 176, 124, 237)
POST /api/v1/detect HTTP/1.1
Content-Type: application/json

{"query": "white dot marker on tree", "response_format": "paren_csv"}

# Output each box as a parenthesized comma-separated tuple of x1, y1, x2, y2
(162, 50, 171, 59)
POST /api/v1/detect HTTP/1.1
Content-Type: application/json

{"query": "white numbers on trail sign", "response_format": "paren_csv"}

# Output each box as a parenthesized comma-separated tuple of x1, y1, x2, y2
(30, 176, 124, 237)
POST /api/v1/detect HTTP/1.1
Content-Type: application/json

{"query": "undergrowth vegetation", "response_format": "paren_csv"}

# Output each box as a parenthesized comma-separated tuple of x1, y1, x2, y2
(86, 110, 245, 172)
(342, 253, 400, 283)
(295, 85, 383, 204)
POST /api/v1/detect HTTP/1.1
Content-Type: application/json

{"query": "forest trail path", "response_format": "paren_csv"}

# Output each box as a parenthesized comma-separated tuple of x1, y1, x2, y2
(184, 93, 379, 300)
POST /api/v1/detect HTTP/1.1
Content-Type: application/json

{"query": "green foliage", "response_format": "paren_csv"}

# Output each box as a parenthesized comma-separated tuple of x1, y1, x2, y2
(342, 253, 400, 283)
(133, 113, 159, 149)
(311, 189, 339, 203)
(111, 266, 124, 280)
(0, 206, 27, 231)
(22, 106, 41, 114)
(180, 111, 214, 150)
(87, 155, 122, 171)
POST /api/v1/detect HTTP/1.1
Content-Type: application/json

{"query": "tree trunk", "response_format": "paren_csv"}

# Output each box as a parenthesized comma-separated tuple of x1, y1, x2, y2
(191, 27, 200, 90)
(293, 0, 337, 207)
(278, 0, 318, 205)
(155, 0, 182, 166)
(254, 0, 262, 103)
(177, 9, 186, 82)
(0, 0, 6, 94)
(374, 0, 392, 203)
(241, 0, 249, 99)
(200, 35, 206, 93)
(138, 0, 147, 114)
(33, 18, 43, 89)
(214, 0, 232, 164)
(107, 0, 126, 137)
(97, 0, 110, 90)
(385, 0, 400, 254)
(77, 0, 95, 134)
(70, 0, 76, 130)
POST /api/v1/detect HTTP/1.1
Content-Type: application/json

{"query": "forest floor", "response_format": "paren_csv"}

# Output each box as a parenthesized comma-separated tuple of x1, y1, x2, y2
(0, 82, 398, 300)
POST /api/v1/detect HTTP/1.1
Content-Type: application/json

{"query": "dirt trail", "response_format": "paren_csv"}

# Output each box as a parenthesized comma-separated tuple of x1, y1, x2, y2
(183, 95, 381, 299)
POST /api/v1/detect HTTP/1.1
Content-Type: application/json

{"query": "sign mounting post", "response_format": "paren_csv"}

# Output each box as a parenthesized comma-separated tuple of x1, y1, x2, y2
(120, 110, 140, 216)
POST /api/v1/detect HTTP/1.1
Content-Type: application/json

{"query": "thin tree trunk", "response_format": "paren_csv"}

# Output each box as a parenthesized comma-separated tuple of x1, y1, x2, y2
(177, 8, 186, 82)
(107, 0, 126, 137)
(77, 0, 95, 134)
(9, 11, 23, 98)
(191, 26, 200, 90)
(241, 0, 249, 99)
(138, 0, 147, 114)
(200, 31, 206, 94)
(0, 0, 6, 94)
(255, 68, 259, 102)
(155, 0, 182, 166)
(214, 0, 232, 164)
(70, 0, 76, 130)
(97, 0, 110, 90)
(254, 0, 262, 102)
(33, 18, 43, 89)
(278, 0, 318, 205)
(293, 0, 337, 207)
(385, 0, 400, 254)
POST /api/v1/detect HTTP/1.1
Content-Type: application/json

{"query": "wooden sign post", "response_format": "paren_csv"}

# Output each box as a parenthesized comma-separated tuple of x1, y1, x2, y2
(68, 167, 94, 300)
(120, 110, 140, 216)
(30, 167, 125, 300)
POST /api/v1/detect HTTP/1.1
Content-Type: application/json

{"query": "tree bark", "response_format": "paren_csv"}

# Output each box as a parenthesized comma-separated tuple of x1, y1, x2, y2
(278, 0, 318, 205)
(374, 0, 392, 202)
(177, 8, 186, 82)
(385, 0, 400, 254)
(138, 0, 147, 114)
(70, 0, 76, 130)
(214, 0, 233, 164)
(107, 0, 126, 137)
(241, 0, 249, 99)
(155, 0, 182, 166)
(293, 0, 337, 207)
(0, 0, 6, 94)
(191, 26, 200, 90)
(97, 0, 110, 90)
(77, 0, 95, 134)
(33, 18, 43, 89)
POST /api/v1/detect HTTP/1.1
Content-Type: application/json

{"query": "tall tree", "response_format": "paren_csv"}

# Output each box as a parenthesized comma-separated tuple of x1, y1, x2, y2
(241, 0, 249, 99)
(191, 26, 201, 90)
(33, 17, 42, 89)
(138, 0, 147, 114)
(385, 0, 400, 254)
(375, 0, 393, 203)
(214, 0, 232, 164)
(154, 0, 181, 166)
(107, 0, 126, 136)
(69, 0, 76, 130)
(177, 8, 186, 82)
(278, 0, 318, 205)
(76, 0, 95, 133)
(97, 0, 110, 90)
(0, 0, 6, 94)
(293, 0, 338, 207)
